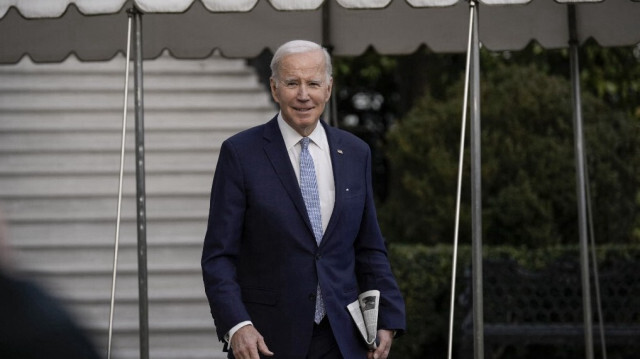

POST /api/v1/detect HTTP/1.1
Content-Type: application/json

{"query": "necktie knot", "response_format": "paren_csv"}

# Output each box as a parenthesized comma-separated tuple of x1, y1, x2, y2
(301, 137, 310, 150)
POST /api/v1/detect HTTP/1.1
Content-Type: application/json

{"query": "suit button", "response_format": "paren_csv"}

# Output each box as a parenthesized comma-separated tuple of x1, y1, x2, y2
(315, 254, 321, 260)
(308, 293, 316, 301)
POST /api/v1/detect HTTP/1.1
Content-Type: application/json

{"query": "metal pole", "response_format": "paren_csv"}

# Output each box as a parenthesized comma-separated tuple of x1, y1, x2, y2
(321, 0, 338, 127)
(470, 1, 484, 358)
(328, 77, 338, 127)
(107, 12, 133, 359)
(585, 153, 607, 359)
(447, 3, 475, 359)
(131, 7, 150, 359)
(568, 5, 594, 359)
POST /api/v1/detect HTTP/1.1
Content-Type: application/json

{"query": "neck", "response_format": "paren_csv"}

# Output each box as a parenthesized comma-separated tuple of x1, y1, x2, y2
(297, 122, 318, 137)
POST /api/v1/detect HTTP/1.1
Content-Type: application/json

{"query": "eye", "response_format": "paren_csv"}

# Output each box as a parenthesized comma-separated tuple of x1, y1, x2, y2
(308, 81, 322, 89)
(284, 81, 299, 89)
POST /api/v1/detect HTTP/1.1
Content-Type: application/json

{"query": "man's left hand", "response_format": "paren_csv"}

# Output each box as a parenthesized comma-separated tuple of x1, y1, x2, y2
(367, 329, 394, 359)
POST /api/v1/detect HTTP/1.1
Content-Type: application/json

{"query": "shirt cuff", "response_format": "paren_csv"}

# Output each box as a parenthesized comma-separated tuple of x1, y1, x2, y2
(225, 321, 253, 343)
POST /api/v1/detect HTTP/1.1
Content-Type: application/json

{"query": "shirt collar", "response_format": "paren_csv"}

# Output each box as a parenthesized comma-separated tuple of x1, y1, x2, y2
(277, 111, 328, 152)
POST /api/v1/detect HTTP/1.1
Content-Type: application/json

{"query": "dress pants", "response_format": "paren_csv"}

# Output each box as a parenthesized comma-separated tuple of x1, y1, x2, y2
(306, 317, 344, 359)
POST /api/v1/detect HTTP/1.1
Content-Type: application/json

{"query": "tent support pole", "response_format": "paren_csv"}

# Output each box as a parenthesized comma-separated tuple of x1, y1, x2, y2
(107, 12, 133, 359)
(568, 5, 594, 359)
(446, 2, 476, 358)
(132, 8, 150, 359)
(322, 0, 338, 127)
(469, 1, 484, 359)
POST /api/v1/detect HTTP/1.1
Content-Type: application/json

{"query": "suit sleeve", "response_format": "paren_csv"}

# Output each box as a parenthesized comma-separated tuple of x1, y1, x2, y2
(354, 147, 407, 335)
(201, 139, 251, 341)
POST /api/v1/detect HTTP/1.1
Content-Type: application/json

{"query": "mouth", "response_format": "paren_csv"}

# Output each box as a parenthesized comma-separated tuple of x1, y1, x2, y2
(292, 106, 314, 113)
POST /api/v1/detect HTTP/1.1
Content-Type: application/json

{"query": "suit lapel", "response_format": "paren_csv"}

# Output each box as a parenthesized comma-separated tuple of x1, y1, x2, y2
(262, 117, 315, 236)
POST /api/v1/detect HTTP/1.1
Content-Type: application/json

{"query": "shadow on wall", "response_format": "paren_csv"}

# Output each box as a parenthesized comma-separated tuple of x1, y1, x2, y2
(0, 206, 103, 359)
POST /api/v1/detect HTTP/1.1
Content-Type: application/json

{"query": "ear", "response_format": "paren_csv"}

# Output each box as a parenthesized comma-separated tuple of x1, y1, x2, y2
(270, 77, 280, 104)
(325, 77, 333, 103)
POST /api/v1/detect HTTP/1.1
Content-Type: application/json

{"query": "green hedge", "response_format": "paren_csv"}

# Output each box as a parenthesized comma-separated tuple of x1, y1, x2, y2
(387, 243, 640, 358)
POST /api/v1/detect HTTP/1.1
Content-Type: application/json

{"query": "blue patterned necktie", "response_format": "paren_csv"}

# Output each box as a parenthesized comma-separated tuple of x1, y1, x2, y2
(299, 137, 326, 323)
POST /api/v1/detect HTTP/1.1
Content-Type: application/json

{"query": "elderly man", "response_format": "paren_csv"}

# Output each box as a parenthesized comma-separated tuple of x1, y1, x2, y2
(202, 40, 405, 359)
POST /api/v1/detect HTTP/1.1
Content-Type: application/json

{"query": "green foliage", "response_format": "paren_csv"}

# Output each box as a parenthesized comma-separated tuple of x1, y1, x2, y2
(333, 47, 466, 121)
(482, 42, 640, 119)
(480, 64, 577, 246)
(579, 42, 640, 118)
(388, 244, 468, 358)
(332, 49, 467, 201)
(388, 243, 640, 358)
(330, 40, 640, 359)
(379, 60, 640, 247)
(334, 49, 398, 89)
(378, 81, 467, 244)
(636, 192, 640, 241)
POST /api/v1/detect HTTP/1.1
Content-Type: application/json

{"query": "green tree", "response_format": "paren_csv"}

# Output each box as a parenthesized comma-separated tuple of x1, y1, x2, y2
(379, 60, 640, 247)
(483, 42, 640, 119)
(333, 48, 466, 200)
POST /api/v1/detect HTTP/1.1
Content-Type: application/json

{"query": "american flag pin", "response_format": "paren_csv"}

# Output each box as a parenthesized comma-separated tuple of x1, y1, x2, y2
(337, 149, 343, 154)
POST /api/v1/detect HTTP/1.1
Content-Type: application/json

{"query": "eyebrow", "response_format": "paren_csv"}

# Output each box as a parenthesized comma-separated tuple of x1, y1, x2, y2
(282, 78, 324, 83)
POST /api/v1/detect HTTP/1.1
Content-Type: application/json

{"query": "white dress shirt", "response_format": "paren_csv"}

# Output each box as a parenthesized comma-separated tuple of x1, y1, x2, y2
(277, 113, 335, 232)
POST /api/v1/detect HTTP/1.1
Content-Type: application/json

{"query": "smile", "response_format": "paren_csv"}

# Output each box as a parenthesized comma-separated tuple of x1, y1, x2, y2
(293, 107, 314, 112)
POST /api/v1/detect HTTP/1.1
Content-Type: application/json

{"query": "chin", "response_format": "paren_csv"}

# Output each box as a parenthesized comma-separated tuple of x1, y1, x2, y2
(290, 113, 315, 123)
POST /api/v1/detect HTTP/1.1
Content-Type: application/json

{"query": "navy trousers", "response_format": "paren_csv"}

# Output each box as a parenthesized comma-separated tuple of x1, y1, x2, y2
(306, 318, 344, 359)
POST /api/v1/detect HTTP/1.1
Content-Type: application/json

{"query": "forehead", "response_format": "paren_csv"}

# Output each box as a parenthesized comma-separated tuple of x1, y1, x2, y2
(279, 50, 326, 79)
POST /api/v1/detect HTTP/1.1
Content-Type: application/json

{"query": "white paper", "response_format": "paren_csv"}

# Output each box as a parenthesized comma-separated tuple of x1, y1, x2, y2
(347, 289, 380, 350)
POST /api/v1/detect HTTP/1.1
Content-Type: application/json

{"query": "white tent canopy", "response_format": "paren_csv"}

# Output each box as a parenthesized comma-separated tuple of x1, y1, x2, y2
(1, 0, 639, 63)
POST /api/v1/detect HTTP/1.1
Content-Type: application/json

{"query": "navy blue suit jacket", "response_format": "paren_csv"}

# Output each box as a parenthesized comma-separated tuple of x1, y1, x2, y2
(202, 116, 405, 358)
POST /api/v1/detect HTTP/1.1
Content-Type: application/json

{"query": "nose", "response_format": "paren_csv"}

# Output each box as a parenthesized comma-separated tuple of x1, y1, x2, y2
(297, 84, 310, 100)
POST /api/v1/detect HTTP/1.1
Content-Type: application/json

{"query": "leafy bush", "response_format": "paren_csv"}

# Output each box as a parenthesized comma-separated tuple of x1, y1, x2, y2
(379, 63, 640, 247)
(388, 243, 640, 358)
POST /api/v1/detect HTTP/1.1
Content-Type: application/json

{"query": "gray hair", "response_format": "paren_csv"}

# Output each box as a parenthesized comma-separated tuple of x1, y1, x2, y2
(270, 40, 332, 84)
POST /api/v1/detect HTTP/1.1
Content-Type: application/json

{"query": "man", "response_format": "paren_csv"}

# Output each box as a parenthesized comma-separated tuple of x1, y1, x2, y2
(202, 40, 406, 359)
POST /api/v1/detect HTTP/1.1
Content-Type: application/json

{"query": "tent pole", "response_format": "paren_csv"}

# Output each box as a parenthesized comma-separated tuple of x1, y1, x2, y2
(107, 12, 133, 359)
(586, 151, 607, 359)
(469, 1, 484, 359)
(446, 2, 476, 358)
(568, 5, 594, 359)
(131, 7, 150, 359)
(322, 0, 338, 127)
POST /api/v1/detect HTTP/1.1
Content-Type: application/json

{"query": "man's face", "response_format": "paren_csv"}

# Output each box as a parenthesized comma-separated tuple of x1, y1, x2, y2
(270, 50, 332, 137)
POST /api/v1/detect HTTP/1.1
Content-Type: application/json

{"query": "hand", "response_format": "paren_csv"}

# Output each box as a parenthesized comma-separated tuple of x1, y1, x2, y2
(230, 325, 274, 359)
(367, 329, 394, 359)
